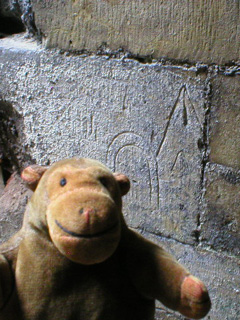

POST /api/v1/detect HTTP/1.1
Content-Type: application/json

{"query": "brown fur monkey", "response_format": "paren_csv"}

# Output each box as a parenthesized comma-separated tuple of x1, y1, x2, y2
(0, 158, 211, 320)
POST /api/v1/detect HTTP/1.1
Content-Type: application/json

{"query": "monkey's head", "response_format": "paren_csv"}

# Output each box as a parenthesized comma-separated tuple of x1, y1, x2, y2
(21, 158, 130, 265)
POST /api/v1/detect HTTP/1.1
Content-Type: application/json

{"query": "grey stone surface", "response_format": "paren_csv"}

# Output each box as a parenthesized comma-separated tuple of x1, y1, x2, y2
(0, 97, 34, 175)
(201, 163, 240, 257)
(203, 74, 240, 257)
(0, 35, 207, 245)
(142, 231, 240, 320)
(0, 35, 240, 320)
(210, 75, 240, 169)
(31, 0, 240, 64)
(155, 309, 183, 320)
(0, 172, 32, 243)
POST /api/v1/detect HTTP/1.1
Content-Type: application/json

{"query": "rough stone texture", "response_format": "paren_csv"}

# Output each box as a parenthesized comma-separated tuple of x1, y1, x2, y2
(0, 35, 240, 320)
(210, 75, 240, 169)
(0, 172, 32, 243)
(203, 74, 240, 257)
(142, 231, 240, 320)
(201, 163, 240, 257)
(155, 309, 183, 320)
(0, 35, 207, 246)
(0, 98, 34, 176)
(31, 0, 240, 64)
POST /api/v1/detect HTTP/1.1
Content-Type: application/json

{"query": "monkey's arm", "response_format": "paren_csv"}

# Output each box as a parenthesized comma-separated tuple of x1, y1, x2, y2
(121, 229, 211, 319)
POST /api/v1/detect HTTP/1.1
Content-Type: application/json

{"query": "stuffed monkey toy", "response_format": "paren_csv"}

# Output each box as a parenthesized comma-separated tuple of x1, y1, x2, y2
(0, 158, 211, 320)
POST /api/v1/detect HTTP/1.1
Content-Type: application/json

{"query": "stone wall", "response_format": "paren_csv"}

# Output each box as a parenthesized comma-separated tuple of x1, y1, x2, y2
(0, 1, 240, 319)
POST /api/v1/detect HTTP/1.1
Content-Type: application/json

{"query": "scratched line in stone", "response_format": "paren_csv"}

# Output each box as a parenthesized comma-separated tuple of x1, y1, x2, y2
(107, 132, 159, 208)
(106, 84, 203, 212)
(156, 86, 185, 157)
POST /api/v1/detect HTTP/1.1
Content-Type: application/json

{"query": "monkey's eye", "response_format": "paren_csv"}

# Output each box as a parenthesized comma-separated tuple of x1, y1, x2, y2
(60, 178, 67, 187)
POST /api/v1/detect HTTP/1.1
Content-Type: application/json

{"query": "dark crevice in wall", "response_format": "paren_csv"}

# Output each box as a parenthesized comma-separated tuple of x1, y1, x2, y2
(134, 227, 194, 248)
(197, 74, 213, 244)
(138, 227, 239, 261)
(1, 158, 12, 185)
(217, 65, 240, 76)
(58, 43, 240, 70)
(0, 0, 38, 38)
(0, 15, 25, 38)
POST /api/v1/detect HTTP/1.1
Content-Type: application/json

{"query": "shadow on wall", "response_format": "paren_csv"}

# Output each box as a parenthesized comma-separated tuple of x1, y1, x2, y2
(0, 15, 25, 38)
(0, 100, 33, 243)
(0, 0, 25, 38)
(0, 0, 37, 38)
(0, 100, 33, 179)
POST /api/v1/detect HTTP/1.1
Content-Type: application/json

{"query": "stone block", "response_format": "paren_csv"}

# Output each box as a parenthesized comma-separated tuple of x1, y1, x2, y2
(0, 98, 33, 173)
(206, 74, 240, 257)
(0, 172, 32, 243)
(141, 231, 240, 320)
(31, 0, 240, 64)
(210, 75, 240, 169)
(201, 163, 240, 257)
(0, 35, 207, 245)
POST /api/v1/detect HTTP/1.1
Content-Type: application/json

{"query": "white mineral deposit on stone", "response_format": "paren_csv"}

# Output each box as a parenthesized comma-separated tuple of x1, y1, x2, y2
(0, 33, 42, 52)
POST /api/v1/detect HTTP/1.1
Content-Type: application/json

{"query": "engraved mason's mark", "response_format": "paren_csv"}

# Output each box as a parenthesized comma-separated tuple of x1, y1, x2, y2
(121, 72, 134, 113)
(107, 85, 203, 211)
(157, 84, 203, 186)
(107, 132, 159, 208)
(122, 87, 128, 112)
(182, 88, 188, 126)
(170, 150, 183, 172)
(156, 86, 185, 158)
(157, 85, 202, 158)
(80, 112, 96, 141)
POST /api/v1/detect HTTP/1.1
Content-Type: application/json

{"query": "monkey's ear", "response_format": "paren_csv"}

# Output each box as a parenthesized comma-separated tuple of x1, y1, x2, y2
(21, 165, 49, 191)
(113, 173, 130, 196)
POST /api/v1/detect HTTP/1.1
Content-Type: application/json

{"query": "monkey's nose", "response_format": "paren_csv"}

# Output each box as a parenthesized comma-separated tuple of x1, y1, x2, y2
(79, 208, 96, 224)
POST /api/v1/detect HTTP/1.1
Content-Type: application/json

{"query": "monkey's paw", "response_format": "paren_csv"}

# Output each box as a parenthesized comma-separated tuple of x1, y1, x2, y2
(178, 275, 211, 319)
